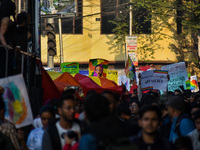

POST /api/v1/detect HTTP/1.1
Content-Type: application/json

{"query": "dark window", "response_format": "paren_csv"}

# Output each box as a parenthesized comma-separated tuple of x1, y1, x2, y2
(101, 0, 151, 34)
(101, 0, 117, 34)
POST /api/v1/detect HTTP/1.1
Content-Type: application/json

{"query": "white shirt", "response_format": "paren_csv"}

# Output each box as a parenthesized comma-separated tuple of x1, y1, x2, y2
(188, 129, 200, 150)
(27, 127, 44, 150)
(56, 121, 80, 149)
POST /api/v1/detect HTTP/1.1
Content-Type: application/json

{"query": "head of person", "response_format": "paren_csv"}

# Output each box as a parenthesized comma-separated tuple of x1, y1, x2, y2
(0, 97, 5, 121)
(84, 93, 109, 123)
(58, 95, 75, 123)
(190, 103, 200, 120)
(167, 95, 186, 118)
(194, 110, 200, 132)
(94, 64, 103, 77)
(116, 102, 132, 120)
(174, 89, 181, 95)
(1, 0, 16, 21)
(39, 105, 55, 129)
(16, 12, 27, 26)
(102, 90, 117, 113)
(139, 105, 162, 135)
(129, 97, 140, 116)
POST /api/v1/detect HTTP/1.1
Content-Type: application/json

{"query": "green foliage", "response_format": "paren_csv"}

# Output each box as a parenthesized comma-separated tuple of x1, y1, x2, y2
(111, 0, 200, 69)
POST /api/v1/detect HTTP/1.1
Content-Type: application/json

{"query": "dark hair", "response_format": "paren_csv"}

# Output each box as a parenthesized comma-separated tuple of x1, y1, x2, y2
(175, 136, 193, 150)
(129, 97, 140, 107)
(39, 105, 55, 117)
(175, 89, 181, 94)
(139, 105, 162, 121)
(59, 94, 75, 108)
(116, 102, 131, 116)
(84, 93, 109, 122)
(194, 110, 200, 121)
(61, 88, 76, 98)
(17, 12, 27, 25)
(102, 90, 117, 102)
(0, 97, 5, 111)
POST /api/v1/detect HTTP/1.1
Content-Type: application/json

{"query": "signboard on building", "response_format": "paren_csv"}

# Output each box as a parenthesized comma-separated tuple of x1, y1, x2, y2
(126, 36, 138, 66)
(61, 62, 79, 74)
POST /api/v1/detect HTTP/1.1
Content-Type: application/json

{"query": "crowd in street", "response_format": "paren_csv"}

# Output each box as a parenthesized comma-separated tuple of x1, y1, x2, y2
(0, 85, 200, 150)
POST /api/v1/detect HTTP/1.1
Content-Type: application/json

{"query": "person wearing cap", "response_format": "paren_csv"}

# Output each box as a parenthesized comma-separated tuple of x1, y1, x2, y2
(188, 110, 200, 150)
(167, 95, 195, 143)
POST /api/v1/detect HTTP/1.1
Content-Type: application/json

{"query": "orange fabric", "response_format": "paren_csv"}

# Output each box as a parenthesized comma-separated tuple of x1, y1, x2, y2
(99, 77, 118, 88)
(54, 72, 80, 86)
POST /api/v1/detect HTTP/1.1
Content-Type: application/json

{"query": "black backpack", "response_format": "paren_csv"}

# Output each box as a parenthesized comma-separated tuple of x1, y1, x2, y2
(174, 113, 192, 137)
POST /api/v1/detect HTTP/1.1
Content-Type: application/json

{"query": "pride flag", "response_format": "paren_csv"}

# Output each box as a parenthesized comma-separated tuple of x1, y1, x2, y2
(89, 59, 109, 77)
(190, 75, 199, 92)
(125, 54, 136, 80)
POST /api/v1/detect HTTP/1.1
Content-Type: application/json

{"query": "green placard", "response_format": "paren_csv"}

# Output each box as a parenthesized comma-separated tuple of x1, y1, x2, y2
(61, 62, 79, 74)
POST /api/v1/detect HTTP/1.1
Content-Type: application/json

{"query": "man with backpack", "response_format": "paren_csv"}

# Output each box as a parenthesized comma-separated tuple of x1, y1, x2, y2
(167, 95, 195, 143)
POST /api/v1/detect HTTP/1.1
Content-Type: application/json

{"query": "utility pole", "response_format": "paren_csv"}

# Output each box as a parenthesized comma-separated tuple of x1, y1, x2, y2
(58, 17, 64, 64)
(129, 0, 132, 36)
(125, 0, 133, 66)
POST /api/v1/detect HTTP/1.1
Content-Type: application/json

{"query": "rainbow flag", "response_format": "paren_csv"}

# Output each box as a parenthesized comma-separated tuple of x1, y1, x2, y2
(141, 86, 153, 92)
(154, 70, 168, 74)
(190, 75, 199, 92)
(125, 54, 136, 79)
(89, 59, 109, 77)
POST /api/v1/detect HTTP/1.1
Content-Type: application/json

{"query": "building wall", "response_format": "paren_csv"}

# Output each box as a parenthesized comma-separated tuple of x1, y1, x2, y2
(41, 0, 178, 65)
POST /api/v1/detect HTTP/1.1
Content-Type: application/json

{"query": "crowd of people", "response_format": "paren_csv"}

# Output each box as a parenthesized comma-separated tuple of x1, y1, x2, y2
(0, 84, 200, 150)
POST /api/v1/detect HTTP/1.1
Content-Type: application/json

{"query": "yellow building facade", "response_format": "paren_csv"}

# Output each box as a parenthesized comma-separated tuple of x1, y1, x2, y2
(41, 0, 178, 65)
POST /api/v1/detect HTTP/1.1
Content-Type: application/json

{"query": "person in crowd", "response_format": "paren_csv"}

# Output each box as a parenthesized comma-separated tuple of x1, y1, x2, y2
(187, 110, 200, 150)
(14, 12, 32, 79)
(190, 102, 200, 120)
(42, 94, 81, 150)
(79, 93, 124, 150)
(0, 95, 26, 150)
(174, 136, 193, 150)
(0, 0, 16, 77)
(116, 102, 141, 136)
(129, 105, 172, 150)
(159, 104, 171, 139)
(33, 99, 59, 128)
(102, 90, 118, 113)
(167, 95, 195, 143)
(27, 105, 55, 150)
(63, 130, 79, 150)
(129, 97, 140, 119)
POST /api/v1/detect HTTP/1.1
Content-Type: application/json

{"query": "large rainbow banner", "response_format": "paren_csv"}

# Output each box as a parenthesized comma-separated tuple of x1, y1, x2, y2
(89, 59, 109, 77)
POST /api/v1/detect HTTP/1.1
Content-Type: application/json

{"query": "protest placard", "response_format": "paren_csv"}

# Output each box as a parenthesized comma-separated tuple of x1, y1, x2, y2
(119, 75, 130, 91)
(107, 70, 118, 84)
(168, 76, 186, 92)
(141, 70, 168, 92)
(161, 62, 188, 80)
(190, 75, 199, 92)
(1, 74, 33, 128)
(61, 62, 79, 74)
